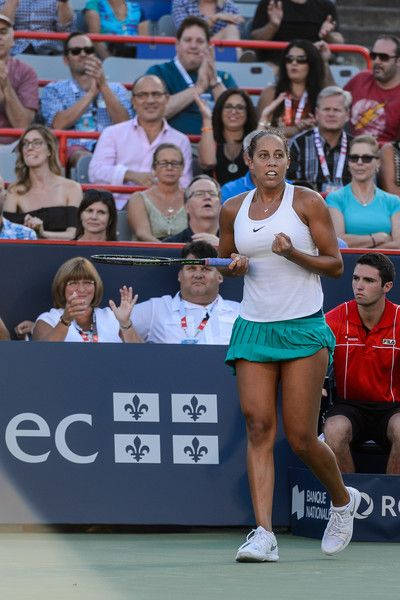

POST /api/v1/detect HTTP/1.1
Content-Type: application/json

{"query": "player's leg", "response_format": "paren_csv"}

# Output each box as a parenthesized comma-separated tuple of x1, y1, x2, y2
(386, 412, 400, 474)
(281, 349, 360, 555)
(235, 358, 280, 562)
(324, 414, 355, 473)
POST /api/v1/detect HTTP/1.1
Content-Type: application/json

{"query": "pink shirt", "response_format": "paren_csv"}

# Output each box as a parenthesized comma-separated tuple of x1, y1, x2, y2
(0, 57, 39, 144)
(88, 116, 193, 209)
(344, 70, 400, 144)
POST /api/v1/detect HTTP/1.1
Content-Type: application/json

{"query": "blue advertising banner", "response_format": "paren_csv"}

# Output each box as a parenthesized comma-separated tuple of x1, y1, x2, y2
(0, 342, 295, 525)
(289, 467, 400, 542)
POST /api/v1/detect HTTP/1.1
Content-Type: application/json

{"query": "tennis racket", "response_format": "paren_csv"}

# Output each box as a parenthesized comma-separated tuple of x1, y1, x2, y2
(91, 254, 233, 267)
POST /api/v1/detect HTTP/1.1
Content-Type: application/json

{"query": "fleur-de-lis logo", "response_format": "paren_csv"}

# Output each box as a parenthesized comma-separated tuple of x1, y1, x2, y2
(125, 436, 150, 462)
(184, 437, 208, 463)
(124, 394, 149, 421)
(182, 396, 207, 422)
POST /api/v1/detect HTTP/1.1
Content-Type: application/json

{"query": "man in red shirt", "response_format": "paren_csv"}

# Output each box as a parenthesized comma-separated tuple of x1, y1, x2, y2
(324, 253, 400, 474)
(344, 35, 400, 144)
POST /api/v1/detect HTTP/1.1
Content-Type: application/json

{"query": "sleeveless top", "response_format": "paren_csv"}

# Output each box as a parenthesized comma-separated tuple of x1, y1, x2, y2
(3, 206, 78, 232)
(141, 192, 187, 240)
(214, 143, 247, 186)
(234, 184, 323, 322)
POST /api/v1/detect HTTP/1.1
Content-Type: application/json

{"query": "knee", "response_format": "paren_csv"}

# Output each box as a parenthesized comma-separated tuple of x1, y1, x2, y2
(244, 415, 275, 448)
(323, 416, 352, 450)
(286, 430, 316, 459)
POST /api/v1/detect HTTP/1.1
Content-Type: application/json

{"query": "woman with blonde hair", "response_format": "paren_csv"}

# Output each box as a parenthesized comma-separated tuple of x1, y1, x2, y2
(4, 125, 82, 240)
(326, 134, 400, 249)
(33, 257, 141, 343)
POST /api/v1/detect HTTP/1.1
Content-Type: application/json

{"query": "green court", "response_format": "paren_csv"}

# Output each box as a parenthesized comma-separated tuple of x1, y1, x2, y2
(0, 530, 398, 600)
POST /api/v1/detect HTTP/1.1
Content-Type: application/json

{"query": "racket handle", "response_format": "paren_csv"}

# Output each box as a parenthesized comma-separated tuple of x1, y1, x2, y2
(206, 258, 233, 267)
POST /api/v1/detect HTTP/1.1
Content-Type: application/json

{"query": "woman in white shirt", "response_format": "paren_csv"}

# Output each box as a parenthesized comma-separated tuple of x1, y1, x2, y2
(33, 256, 141, 343)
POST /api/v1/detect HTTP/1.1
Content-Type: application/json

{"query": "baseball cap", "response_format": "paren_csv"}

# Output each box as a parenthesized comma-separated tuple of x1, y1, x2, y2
(0, 14, 13, 27)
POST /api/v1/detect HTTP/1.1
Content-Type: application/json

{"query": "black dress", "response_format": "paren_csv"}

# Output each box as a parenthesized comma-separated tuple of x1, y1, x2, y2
(3, 206, 78, 232)
(211, 143, 247, 186)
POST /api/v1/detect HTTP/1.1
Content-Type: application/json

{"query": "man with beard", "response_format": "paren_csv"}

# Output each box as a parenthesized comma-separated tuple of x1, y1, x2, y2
(324, 253, 400, 475)
(344, 35, 400, 144)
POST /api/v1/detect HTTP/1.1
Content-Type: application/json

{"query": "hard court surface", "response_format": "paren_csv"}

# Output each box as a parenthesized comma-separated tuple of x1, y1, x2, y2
(0, 530, 398, 600)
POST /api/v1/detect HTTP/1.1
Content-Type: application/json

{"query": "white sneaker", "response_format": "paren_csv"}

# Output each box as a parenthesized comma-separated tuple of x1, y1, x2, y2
(235, 526, 279, 562)
(321, 487, 361, 556)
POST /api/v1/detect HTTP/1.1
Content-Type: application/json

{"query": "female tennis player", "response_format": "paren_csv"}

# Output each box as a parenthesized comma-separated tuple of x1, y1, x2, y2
(219, 129, 361, 562)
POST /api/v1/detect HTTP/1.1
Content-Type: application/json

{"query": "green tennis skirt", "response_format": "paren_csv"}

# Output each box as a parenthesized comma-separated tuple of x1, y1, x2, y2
(225, 311, 335, 372)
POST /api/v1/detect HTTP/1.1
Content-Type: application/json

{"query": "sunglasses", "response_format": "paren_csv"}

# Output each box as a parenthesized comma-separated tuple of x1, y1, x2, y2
(348, 154, 378, 164)
(67, 46, 95, 56)
(285, 55, 308, 64)
(370, 51, 398, 62)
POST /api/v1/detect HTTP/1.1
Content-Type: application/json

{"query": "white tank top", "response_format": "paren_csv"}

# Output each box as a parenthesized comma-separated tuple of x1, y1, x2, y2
(234, 184, 323, 322)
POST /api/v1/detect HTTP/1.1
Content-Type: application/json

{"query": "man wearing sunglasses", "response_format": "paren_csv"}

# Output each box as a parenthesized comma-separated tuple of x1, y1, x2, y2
(0, 13, 38, 144)
(344, 35, 400, 144)
(41, 32, 132, 167)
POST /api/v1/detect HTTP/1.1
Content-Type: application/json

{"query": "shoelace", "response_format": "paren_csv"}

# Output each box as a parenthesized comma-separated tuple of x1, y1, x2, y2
(326, 509, 351, 541)
(242, 528, 272, 551)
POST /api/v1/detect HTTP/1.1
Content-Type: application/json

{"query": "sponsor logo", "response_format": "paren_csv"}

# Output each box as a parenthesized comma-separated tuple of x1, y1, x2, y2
(113, 393, 160, 422)
(173, 435, 219, 464)
(252, 226, 265, 233)
(114, 434, 161, 464)
(291, 485, 305, 520)
(355, 493, 374, 520)
(382, 339, 396, 345)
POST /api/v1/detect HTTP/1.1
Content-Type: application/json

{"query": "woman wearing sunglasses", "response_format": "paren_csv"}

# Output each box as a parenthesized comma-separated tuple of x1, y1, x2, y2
(196, 88, 258, 186)
(257, 39, 332, 139)
(326, 134, 400, 249)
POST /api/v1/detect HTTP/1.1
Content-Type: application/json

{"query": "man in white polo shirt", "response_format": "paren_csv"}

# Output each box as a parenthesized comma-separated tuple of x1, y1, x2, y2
(131, 241, 239, 344)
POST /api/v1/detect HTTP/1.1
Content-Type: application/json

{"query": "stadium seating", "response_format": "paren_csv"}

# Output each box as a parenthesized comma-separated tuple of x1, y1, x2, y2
(16, 54, 70, 80)
(69, 154, 92, 184)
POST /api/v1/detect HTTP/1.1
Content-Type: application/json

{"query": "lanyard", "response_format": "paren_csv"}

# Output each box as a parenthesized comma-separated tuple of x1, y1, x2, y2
(74, 311, 99, 343)
(283, 92, 308, 126)
(313, 127, 348, 182)
(174, 57, 195, 88)
(179, 298, 218, 340)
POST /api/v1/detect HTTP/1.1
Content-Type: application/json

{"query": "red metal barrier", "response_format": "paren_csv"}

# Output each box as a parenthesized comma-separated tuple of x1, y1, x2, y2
(13, 31, 372, 68)
(0, 128, 200, 166)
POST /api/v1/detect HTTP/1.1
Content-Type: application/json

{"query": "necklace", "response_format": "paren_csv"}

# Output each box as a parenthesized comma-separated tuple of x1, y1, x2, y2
(254, 187, 285, 213)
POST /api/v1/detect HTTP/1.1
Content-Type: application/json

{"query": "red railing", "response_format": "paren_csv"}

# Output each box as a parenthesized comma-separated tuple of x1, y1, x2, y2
(13, 31, 372, 69)
(0, 127, 200, 168)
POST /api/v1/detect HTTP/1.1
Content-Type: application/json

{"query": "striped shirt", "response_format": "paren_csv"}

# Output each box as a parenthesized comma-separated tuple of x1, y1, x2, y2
(171, 0, 239, 35)
(0, 0, 75, 55)
(287, 127, 352, 192)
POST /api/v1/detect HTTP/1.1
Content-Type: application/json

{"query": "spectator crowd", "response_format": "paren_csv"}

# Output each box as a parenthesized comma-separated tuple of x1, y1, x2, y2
(1, 1, 400, 474)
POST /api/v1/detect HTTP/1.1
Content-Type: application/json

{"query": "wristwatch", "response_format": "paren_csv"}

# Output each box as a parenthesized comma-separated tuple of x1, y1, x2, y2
(60, 315, 71, 327)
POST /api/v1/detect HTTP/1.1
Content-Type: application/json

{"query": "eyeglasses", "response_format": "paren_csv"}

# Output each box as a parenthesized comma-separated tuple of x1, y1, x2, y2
(285, 55, 308, 64)
(348, 154, 378, 163)
(66, 280, 95, 290)
(154, 160, 183, 169)
(22, 139, 44, 149)
(67, 46, 95, 56)
(370, 51, 398, 62)
(189, 190, 219, 199)
(132, 91, 166, 100)
(223, 103, 247, 112)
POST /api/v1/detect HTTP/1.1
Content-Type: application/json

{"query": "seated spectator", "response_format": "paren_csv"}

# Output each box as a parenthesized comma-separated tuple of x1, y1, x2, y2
(0, 14, 38, 144)
(287, 86, 352, 193)
(75, 188, 117, 241)
(131, 240, 239, 343)
(220, 129, 257, 203)
(380, 140, 400, 197)
(344, 35, 400, 145)
(0, 316, 9, 339)
(165, 175, 220, 246)
(172, 0, 244, 59)
(89, 74, 193, 210)
(197, 88, 257, 186)
(324, 253, 400, 474)
(127, 143, 187, 242)
(3, 125, 82, 240)
(251, 0, 343, 63)
(84, 0, 149, 60)
(146, 16, 237, 135)
(0, 0, 75, 56)
(40, 32, 132, 167)
(257, 39, 334, 140)
(326, 135, 400, 249)
(33, 256, 142, 343)
(0, 173, 36, 238)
